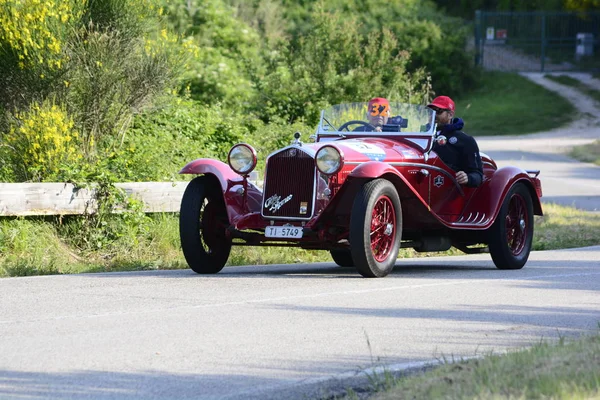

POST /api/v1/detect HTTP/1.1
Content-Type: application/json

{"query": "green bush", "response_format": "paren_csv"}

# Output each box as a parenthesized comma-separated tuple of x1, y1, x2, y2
(393, 18, 479, 96)
(0, 0, 184, 183)
(253, 0, 477, 98)
(253, 5, 432, 125)
(121, 98, 249, 181)
(162, 0, 264, 108)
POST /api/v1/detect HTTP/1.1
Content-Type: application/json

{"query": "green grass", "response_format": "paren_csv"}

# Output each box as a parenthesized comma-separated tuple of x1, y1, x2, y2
(366, 333, 600, 400)
(569, 139, 600, 166)
(1, 203, 598, 277)
(455, 71, 576, 136)
(533, 203, 600, 250)
(544, 74, 600, 103)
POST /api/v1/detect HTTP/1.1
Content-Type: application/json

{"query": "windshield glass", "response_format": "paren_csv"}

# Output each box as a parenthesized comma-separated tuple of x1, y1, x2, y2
(317, 102, 435, 136)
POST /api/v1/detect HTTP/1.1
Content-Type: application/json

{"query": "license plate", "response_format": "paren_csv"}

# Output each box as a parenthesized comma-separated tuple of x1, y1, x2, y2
(265, 226, 303, 239)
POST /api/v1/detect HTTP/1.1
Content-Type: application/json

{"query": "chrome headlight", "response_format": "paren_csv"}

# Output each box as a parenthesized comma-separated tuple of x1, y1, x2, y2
(315, 145, 343, 175)
(228, 144, 257, 175)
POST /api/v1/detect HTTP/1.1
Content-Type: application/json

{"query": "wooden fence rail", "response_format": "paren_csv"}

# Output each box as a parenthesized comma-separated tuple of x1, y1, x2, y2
(0, 182, 190, 216)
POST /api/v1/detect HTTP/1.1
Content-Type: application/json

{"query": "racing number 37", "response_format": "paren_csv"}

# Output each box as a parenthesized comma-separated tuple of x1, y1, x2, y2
(370, 103, 389, 117)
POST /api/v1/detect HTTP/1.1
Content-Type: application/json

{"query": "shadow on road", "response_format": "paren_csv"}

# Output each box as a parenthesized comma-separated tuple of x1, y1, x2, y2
(82, 251, 600, 286)
(261, 302, 600, 332)
(0, 369, 284, 400)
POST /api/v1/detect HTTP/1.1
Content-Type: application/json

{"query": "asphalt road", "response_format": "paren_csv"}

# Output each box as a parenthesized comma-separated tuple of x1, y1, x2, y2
(1, 247, 599, 400)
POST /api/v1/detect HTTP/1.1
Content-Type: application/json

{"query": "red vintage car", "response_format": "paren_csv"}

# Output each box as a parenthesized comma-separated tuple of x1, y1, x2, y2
(179, 102, 543, 277)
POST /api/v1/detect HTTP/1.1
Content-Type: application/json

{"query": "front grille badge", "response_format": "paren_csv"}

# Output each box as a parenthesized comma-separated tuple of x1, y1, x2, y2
(264, 194, 293, 212)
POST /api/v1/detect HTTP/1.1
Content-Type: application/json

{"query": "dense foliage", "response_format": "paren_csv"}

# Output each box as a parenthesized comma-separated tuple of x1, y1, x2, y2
(0, 0, 185, 183)
(1, 0, 479, 185)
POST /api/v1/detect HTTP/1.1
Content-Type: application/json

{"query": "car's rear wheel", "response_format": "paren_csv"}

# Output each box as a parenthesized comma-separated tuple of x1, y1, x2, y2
(330, 248, 354, 267)
(488, 182, 533, 270)
(180, 176, 232, 274)
(350, 179, 402, 277)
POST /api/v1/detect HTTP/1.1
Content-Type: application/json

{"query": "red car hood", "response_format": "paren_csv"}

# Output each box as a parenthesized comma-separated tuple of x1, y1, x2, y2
(306, 137, 425, 163)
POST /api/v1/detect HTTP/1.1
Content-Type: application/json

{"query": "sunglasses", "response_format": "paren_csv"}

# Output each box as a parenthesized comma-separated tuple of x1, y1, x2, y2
(429, 107, 450, 114)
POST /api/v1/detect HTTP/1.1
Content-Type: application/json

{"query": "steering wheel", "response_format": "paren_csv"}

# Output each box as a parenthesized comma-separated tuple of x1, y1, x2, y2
(337, 120, 375, 132)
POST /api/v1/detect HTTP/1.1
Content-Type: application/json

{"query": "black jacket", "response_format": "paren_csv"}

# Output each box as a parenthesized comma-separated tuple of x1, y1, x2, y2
(433, 118, 483, 188)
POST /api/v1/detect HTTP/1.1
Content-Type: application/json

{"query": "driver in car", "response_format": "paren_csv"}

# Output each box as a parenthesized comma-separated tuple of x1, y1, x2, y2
(354, 97, 406, 132)
(427, 95, 483, 187)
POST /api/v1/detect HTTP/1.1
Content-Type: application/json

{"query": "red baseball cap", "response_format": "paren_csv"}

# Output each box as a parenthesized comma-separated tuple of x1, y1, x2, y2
(427, 96, 455, 112)
(368, 97, 389, 107)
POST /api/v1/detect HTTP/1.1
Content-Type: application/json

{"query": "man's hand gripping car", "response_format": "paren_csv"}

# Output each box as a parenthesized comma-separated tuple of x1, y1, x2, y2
(179, 102, 543, 278)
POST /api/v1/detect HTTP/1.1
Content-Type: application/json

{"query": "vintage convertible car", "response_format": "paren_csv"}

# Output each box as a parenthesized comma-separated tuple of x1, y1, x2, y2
(179, 102, 543, 277)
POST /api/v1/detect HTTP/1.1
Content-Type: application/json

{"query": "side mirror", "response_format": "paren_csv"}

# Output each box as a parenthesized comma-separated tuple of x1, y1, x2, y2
(436, 135, 447, 146)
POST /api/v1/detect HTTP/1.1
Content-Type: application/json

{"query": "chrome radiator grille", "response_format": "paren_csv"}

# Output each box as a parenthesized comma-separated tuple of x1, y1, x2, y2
(262, 148, 315, 219)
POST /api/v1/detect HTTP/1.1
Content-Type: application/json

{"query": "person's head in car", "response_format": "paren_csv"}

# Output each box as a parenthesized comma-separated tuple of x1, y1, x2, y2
(427, 95, 455, 127)
(367, 97, 391, 129)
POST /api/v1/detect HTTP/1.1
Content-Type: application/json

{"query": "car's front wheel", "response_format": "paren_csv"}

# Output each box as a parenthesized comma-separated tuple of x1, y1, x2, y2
(180, 176, 232, 274)
(488, 182, 534, 270)
(330, 248, 354, 267)
(349, 179, 402, 277)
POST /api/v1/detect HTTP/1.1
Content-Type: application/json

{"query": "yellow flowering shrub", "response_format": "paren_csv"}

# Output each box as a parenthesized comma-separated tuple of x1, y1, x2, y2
(0, 0, 85, 70)
(143, 27, 198, 72)
(6, 101, 82, 181)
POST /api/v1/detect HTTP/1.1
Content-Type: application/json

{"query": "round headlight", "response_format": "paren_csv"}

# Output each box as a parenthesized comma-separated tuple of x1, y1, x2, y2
(315, 145, 343, 175)
(228, 144, 257, 175)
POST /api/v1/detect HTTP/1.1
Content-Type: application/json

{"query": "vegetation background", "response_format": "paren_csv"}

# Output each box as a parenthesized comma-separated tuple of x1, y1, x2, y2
(0, 0, 598, 276)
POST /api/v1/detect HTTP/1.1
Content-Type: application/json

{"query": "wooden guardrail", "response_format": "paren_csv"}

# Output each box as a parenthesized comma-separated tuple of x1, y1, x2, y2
(0, 182, 189, 216)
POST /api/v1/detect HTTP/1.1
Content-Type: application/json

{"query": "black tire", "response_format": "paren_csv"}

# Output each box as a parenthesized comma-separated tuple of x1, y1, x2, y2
(180, 176, 232, 274)
(330, 248, 354, 267)
(488, 182, 534, 270)
(349, 179, 402, 278)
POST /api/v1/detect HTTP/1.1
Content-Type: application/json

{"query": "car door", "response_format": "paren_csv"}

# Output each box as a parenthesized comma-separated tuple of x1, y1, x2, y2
(427, 154, 469, 219)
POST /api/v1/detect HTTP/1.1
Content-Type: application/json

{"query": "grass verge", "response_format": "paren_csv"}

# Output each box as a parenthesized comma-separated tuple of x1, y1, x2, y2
(363, 332, 600, 400)
(569, 139, 600, 166)
(455, 72, 576, 136)
(544, 74, 600, 103)
(533, 203, 600, 250)
(1, 203, 598, 277)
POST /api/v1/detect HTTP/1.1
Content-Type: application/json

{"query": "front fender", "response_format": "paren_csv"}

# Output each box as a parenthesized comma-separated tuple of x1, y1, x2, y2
(180, 159, 242, 192)
(349, 161, 400, 179)
(180, 159, 263, 223)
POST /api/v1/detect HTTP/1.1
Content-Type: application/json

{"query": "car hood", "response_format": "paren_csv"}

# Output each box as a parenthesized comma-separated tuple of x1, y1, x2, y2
(307, 137, 426, 163)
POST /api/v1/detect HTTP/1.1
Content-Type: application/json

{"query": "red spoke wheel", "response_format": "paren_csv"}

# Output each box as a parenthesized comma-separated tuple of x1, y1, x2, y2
(350, 179, 402, 278)
(488, 182, 534, 270)
(180, 176, 232, 274)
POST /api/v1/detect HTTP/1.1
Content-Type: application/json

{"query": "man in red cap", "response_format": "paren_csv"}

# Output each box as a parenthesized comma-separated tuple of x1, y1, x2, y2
(427, 95, 483, 187)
